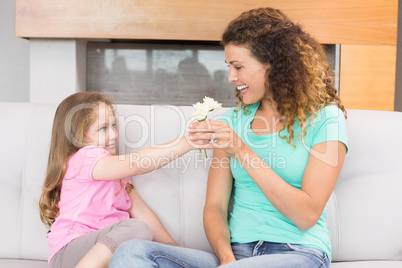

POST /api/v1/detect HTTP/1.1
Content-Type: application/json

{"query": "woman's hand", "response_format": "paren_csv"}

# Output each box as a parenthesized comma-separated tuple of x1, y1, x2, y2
(186, 121, 245, 157)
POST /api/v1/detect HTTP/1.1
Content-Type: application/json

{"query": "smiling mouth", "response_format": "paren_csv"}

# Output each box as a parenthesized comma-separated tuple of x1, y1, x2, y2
(237, 85, 249, 95)
(237, 85, 247, 90)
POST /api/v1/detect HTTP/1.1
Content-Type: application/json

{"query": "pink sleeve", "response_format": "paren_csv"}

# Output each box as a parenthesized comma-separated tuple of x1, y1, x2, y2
(67, 146, 111, 182)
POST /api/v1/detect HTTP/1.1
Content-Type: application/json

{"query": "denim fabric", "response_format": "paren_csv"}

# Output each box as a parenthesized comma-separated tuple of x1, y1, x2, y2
(109, 239, 329, 268)
(223, 241, 329, 268)
(109, 239, 219, 268)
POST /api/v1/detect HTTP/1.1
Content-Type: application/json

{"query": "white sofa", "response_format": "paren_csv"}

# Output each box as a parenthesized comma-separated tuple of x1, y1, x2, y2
(1, 102, 402, 268)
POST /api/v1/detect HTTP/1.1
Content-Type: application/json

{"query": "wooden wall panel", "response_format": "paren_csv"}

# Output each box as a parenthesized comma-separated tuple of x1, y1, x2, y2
(15, 0, 398, 45)
(340, 45, 397, 111)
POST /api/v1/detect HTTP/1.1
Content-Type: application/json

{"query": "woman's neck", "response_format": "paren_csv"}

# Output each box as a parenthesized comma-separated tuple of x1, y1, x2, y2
(258, 98, 280, 118)
(251, 99, 284, 135)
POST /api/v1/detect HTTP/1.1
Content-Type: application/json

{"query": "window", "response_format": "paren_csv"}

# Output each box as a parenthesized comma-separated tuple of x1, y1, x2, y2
(87, 41, 339, 106)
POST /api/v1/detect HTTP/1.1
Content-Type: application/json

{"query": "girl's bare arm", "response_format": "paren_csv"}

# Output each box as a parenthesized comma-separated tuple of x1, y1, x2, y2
(92, 135, 195, 181)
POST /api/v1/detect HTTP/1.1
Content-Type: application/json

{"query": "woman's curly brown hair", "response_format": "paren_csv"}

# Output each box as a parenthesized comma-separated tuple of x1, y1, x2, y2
(222, 7, 346, 145)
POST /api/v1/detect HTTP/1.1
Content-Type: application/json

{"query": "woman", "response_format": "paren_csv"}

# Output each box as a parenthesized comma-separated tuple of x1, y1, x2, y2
(190, 7, 348, 268)
(110, 7, 347, 268)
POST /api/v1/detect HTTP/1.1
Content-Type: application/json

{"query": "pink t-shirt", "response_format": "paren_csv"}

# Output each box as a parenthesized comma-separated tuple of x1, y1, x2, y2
(47, 146, 131, 263)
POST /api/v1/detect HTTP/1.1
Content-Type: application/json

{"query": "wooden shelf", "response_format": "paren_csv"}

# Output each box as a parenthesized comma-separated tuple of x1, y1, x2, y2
(15, 0, 398, 45)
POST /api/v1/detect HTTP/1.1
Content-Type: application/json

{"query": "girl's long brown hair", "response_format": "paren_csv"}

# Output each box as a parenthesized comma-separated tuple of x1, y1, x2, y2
(39, 92, 114, 228)
(222, 7, 346, 145)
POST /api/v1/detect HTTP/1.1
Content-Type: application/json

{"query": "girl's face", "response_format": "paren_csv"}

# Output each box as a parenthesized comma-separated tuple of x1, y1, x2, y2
(84, 102, 118, 155)
(225, 44, 269, 105)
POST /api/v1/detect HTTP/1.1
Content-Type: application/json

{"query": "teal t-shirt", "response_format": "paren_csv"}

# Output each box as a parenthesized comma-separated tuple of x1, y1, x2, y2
(219, 102, 348, 262)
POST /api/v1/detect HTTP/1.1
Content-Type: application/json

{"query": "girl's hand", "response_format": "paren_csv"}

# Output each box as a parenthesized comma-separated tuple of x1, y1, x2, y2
(186, 121, 244, 157)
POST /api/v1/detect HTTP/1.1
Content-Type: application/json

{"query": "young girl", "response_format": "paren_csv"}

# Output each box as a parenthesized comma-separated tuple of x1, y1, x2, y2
(39, 92, 200, 267)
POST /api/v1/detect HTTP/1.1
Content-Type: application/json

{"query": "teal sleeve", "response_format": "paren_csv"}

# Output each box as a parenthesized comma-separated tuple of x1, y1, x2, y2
(311, 106, 348, 153)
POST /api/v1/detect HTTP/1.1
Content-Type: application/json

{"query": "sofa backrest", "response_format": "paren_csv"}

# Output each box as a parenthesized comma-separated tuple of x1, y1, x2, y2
(1, 103, 56, 261)
(328, 109, 402, 262)
(1, 102, 401, 263)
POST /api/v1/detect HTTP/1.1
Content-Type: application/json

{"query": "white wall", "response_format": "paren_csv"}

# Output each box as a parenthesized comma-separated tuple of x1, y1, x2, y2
(30, 39, 86, 104)
(0, 0, 29, 102)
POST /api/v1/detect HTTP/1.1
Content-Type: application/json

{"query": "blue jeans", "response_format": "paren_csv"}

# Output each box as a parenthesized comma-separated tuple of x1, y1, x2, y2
(223, 241, 330, 268)
(109, 240, 219, 268)
(109, 239, 329, 268)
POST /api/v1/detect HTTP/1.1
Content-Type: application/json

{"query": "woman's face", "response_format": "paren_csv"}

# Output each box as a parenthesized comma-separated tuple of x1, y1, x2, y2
(225, 44, 269, 105)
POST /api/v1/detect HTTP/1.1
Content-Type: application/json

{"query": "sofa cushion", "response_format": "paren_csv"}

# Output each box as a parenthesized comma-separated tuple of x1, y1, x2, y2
(331, 261, 402, 268)
(0, 259, 48, 268)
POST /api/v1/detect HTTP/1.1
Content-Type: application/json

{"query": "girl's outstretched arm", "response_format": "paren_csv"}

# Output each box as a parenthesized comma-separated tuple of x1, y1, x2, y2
(128, 189, 177, 245)
(92, 135, 196, 181)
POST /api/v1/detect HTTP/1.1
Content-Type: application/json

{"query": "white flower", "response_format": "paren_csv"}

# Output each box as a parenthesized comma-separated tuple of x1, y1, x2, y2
(191, 97, 222, 159)
(192, 97, 222, 121)
(192, 102, 209, 120)
(203, 96, 222, 112)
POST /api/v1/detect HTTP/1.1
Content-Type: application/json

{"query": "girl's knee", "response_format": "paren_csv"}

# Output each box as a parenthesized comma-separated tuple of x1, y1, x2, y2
(116, 218, 153, 241)
(100, 219, 153, 253)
